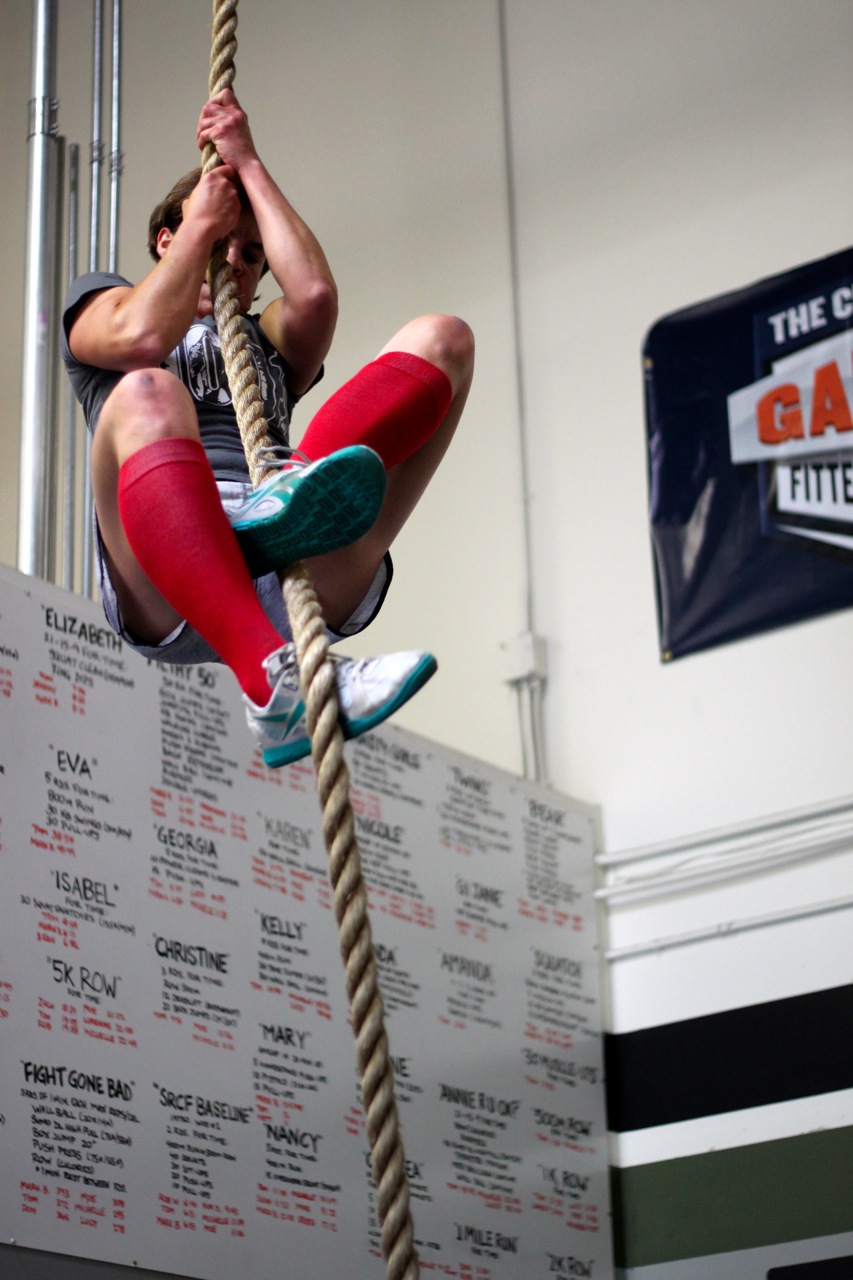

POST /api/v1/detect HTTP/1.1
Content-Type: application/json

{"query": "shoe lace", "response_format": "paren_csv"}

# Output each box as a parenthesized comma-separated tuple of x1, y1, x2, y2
(256, 443, 310, 477)
(262, 644, 301, 686)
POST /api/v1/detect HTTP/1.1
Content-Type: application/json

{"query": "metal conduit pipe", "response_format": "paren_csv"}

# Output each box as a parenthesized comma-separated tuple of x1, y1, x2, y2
(595, 826, 853, 906)
(107, 0, 122, 274)
(63, 143, 80, 592)
(88, 0, 104, 274)
(81, 0, 105, 599)
(496, 0, 549, 784)
(598, 810, 853, 890)
(46, 133, 66, 585)
(603, 894, 853, 963)
(18, 0, 61, 581)
(596, 793, 853, 868)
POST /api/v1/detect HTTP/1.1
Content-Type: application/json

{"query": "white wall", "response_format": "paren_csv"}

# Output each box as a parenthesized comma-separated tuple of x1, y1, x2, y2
(3, 0, 852, 853)
(502, 0, 853, 848)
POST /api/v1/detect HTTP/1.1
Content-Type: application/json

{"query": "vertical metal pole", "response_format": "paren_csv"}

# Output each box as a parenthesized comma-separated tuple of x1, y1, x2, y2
(63, 142, 80, 592)
(81, 0, 105, 597)
(46, 132, 66, 585)
(107, 0, 122, 273)
(17, 0, 60, 580)
(89, 0, 104, 275)
(497, 0, 549, 783)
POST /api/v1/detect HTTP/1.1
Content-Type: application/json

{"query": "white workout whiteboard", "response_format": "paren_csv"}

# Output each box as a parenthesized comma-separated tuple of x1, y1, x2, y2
(0, 563, 612, 1280)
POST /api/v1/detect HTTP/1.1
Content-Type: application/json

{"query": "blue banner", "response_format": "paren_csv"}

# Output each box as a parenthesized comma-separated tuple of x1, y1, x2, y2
(644, 246, 853, 659)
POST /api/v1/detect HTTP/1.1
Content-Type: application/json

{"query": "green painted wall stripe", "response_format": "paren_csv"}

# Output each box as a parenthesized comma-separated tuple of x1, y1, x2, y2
(610, 1126, 853, 1270)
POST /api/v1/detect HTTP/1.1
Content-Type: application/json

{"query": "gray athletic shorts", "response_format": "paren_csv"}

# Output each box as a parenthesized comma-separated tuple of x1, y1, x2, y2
(95, 479, 392, 665)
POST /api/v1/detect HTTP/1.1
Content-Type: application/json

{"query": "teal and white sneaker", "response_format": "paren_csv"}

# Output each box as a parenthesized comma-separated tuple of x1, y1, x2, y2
(245, 644, 438, 768)
(229, 445, 386, 577)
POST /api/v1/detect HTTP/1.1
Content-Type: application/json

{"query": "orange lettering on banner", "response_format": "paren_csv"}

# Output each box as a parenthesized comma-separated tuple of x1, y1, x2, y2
(809, 360, 853, 437)
(757, 383, 803, 444)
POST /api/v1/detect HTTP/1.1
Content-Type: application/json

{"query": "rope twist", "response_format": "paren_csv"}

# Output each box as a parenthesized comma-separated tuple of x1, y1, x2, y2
(204, 4, 418, 1276)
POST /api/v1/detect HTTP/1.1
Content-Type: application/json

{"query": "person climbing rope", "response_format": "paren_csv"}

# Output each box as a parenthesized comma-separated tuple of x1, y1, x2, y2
(62, 87, 474, 767)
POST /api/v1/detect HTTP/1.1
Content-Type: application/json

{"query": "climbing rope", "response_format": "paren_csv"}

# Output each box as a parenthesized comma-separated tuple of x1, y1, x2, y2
(202, 3, 419, 1277)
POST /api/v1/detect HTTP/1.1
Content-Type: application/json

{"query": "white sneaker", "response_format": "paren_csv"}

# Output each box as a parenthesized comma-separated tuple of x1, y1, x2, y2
(244, 644, 437, 768)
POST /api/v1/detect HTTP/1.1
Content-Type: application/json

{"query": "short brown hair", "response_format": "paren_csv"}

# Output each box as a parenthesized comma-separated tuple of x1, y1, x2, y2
(147, 168, 203, 261)
(146, 166, 260, 265)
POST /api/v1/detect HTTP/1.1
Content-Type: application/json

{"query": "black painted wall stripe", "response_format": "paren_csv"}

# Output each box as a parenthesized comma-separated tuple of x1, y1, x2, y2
(768, 1257, 853, 1278)
(604, 983, 853, 1132)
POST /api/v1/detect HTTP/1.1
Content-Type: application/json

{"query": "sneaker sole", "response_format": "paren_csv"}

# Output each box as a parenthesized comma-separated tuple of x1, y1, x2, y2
(261, 736, 311, 769)
(341, 652, 438, 740)
(233, 447, 386, 577)
(257, 696, 311, 770)
(261, 654, 438, 768)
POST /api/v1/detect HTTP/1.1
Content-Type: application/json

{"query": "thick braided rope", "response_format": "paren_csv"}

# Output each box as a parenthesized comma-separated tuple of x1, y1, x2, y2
(286, 564, 418, 1280)
(203, 4, 418, 1276)
(201, 1, 270, 489)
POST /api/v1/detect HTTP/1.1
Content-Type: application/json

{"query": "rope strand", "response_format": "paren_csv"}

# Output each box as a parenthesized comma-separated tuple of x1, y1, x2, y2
(205, 4, 419, 1275)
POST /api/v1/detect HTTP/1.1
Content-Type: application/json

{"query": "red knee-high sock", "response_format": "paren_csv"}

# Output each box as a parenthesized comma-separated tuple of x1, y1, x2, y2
(299, 351, 452, 470)
(117, 438, 283, 705)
